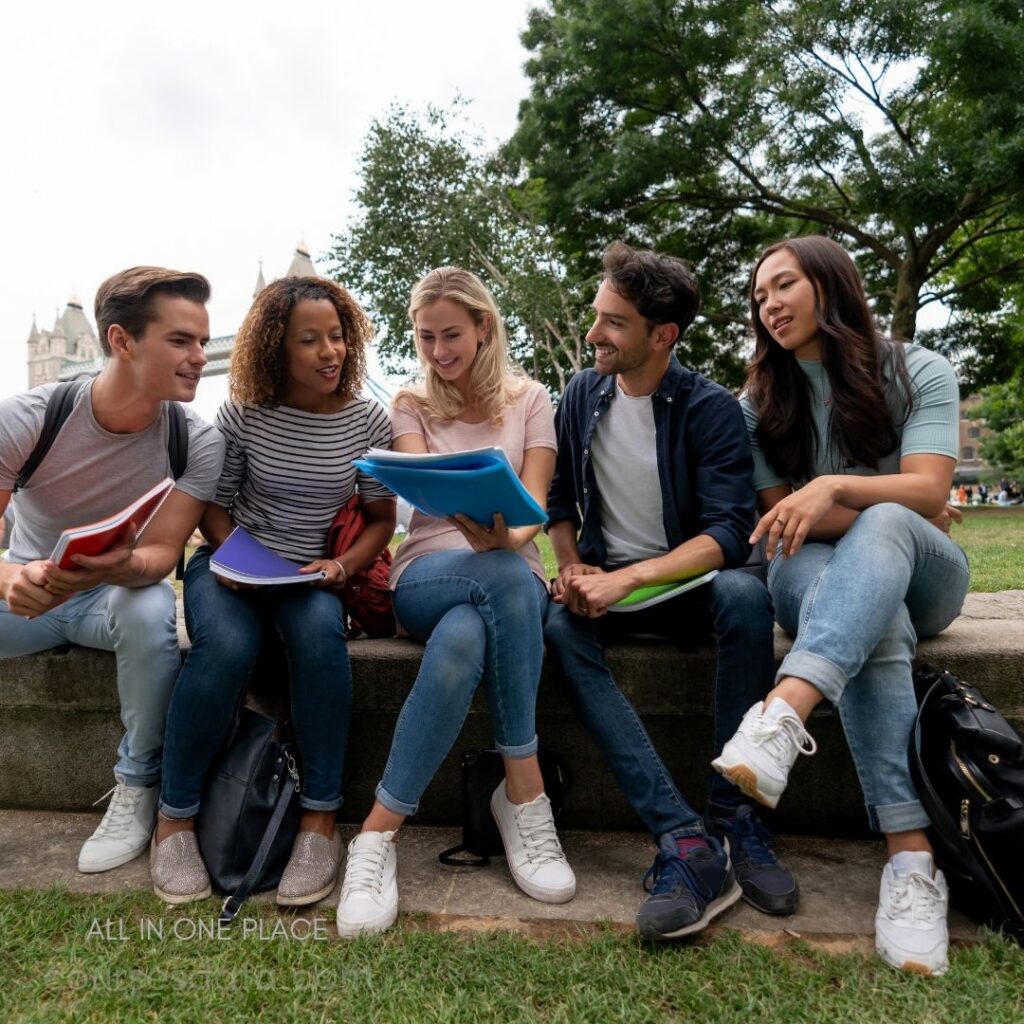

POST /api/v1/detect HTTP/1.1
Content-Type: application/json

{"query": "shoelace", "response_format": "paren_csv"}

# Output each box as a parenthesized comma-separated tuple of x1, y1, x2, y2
(342, 843, 388, 898)
(515, 805, 566, 866)
(721, 814, 776, 866)
(90, 784, 143, 840)
(747, 711, 818, 760)
(642, 851, 712, 901)
(887, 870, 945, 924)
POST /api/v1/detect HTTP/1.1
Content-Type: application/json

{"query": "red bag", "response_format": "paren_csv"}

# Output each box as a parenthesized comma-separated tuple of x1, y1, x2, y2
(327, 495, 396, 639)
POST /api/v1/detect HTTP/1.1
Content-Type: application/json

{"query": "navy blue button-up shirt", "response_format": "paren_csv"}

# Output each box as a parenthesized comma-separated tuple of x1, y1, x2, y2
(547, 356, 756, 569)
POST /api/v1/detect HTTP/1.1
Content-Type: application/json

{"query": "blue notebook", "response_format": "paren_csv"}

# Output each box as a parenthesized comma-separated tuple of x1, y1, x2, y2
(354, 446, 546, 528)
(208, 527, 326, 585)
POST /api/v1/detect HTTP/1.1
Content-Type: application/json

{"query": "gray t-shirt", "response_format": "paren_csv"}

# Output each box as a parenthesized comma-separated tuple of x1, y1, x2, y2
(0, 380, 225, 564)
(741, 343, 959, 490)
(591, 380, 669, 566)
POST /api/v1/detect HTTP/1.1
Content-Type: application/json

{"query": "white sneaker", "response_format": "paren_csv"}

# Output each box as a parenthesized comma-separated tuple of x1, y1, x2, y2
(78, 782, 158, 873)
(336, 830, 399, 938)
(490, 783, 576, 904)
(875, 852, 950, 976)
(711, 699, 817, 808)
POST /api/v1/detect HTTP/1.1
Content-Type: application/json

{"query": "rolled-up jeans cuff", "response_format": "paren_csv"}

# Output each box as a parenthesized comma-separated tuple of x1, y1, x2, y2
(777, 650, 847, 705)
(375, 782, 418, 818)
(666, 823, 707, 843)
(299, 795, 344, 813)
(159, 800, 200, 820)
(873, 800, 931, 834)
(495, 736, 539, 759)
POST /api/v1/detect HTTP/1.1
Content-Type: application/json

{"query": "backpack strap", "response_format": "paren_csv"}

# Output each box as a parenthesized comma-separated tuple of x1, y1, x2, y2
(165, 401, 189, 578)
(14, 380, 86, 491)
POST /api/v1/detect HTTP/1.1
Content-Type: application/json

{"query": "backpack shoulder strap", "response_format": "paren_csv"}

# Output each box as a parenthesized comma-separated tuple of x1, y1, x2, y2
(165, 401, 188, 480)
(14, 380, 87, 491)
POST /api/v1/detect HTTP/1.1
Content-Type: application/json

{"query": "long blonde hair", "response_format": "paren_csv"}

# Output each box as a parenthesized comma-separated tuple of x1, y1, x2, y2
(393, 266, 526, 423)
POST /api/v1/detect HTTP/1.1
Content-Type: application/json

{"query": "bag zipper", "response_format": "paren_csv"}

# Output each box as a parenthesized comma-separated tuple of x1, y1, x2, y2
(958, 796, 1022, 918)
(951, 741, 994, 801)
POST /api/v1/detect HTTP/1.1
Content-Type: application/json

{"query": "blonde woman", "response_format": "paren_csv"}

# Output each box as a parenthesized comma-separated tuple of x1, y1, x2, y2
(336, 267, 575, 936)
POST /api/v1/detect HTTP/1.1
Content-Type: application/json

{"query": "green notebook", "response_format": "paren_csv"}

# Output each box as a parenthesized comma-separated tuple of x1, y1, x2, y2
(607, 569, 719, 613)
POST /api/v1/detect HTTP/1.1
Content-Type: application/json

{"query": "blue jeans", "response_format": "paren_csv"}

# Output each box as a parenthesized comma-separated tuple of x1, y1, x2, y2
(377, 549, 548, 817)
(160, 548, 351, 816)
(543, 569, 776, 840)
(0, 580, 179, 787)
(769, 503, 970, 833)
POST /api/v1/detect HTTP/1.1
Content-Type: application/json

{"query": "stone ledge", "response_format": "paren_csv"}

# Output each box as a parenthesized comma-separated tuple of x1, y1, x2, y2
(1, 592, 1021, 838)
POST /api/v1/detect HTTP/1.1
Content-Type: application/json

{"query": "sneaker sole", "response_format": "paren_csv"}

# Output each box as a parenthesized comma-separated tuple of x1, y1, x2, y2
(710, 761, 780, 810)
(276, 877, 338, 907)
(336, 903, 398, 938)
(78, 841, 152, 874)
(153, 883, 212, 906)
(876, 941, 948, 977)
(508, 871, 576, 904)
(637, 878, 743, 941)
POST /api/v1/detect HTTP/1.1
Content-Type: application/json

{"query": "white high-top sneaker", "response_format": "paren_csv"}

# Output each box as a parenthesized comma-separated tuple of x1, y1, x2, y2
(78, 782, 158, 873)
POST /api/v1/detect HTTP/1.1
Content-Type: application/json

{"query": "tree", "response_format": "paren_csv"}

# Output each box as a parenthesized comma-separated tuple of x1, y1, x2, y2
(510, 0, 1024, 358)
(327, 103, 592, 393)
(969, 383, 1024, 475)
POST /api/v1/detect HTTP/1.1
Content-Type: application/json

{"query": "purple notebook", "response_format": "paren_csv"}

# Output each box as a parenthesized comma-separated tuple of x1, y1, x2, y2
(208, 527, 326, 585)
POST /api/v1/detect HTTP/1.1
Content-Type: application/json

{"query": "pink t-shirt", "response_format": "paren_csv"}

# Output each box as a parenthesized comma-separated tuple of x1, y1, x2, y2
(389, 379, 556, 586)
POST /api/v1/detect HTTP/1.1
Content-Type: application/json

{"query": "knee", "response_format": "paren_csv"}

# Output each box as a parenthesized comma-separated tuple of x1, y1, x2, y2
(854, 502, 918, 535)
(277, 589, 346, 641)
(106, 581, 176, 638)
(709, 570, 774, 635)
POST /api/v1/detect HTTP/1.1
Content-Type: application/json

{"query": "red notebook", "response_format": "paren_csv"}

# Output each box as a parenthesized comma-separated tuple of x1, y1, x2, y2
(49, 477, 175, 570)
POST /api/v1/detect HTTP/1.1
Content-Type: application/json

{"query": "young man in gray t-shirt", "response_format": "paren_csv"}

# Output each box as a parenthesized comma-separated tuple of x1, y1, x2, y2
(0, 266, 225, 874)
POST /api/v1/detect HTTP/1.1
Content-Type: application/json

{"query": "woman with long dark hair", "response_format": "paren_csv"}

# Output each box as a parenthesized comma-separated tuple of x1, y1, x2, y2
(712, 236, 968, 976)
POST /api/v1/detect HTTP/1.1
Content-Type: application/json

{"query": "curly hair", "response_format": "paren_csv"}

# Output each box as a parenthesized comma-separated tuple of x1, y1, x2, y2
(229, 276, 372, 407)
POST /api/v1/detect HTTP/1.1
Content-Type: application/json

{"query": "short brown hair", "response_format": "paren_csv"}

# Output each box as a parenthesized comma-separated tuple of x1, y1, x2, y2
(229, 277, 372, 407)
(94, 266, 211, 355)
(601, 242, 701, 337)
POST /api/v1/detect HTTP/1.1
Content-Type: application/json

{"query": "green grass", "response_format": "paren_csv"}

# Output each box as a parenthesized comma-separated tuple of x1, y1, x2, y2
(1, 890, 1021, 1024)
(952, 507, 1024, 592)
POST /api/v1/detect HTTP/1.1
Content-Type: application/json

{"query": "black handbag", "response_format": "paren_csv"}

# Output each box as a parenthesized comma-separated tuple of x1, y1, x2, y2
(196, 705, 302, 923)
(909, 664, 1024, 942)
(439, 749, 572, 867)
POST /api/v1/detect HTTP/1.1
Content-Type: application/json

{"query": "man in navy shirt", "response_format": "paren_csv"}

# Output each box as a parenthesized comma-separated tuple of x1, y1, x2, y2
(544, 242, 796, 940)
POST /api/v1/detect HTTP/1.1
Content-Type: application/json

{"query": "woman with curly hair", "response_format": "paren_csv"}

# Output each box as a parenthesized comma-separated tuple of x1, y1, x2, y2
(335, 267, 575, 937)
(712, 236, 968, 976)
(151, 277, 396, 907)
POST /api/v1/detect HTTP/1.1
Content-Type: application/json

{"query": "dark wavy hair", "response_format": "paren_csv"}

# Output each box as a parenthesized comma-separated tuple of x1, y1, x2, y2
(745, 236, 914, 482)
(229, 277, 372, 407)
(601, 241, 701, 335)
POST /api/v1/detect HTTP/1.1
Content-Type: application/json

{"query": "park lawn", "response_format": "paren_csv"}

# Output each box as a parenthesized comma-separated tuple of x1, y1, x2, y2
(1, 890, 1021, 1024)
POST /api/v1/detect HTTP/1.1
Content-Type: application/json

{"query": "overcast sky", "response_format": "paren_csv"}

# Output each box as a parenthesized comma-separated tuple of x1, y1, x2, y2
(0, 0, 537, 418)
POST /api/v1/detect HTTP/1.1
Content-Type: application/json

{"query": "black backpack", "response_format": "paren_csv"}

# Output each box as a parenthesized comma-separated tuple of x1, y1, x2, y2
(910, 665, 1024, 942)
(14, 377, 189, 575)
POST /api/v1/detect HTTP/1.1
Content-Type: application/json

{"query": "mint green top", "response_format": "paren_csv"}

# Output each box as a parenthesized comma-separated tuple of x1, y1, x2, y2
(740, 343, 959, 490)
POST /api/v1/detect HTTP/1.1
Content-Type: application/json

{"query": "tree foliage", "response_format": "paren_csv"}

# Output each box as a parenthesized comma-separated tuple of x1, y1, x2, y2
(969, 383, 1024, 475)
(327, 103, 592, 392)
(510, 0, 1024, 363)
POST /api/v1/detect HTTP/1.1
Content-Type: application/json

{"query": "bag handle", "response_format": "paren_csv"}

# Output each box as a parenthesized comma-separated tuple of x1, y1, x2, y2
(219, 753, 299, 924)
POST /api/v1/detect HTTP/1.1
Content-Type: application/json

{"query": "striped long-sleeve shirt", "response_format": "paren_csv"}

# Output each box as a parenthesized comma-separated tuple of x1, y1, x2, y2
(213, 398, 393, 562)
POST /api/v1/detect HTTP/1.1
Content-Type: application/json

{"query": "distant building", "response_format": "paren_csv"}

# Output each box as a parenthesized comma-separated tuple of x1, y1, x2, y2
(956, 396, 993, 482)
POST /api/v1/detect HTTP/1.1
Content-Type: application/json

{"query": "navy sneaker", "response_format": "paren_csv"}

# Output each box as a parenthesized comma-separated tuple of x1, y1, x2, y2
(708, 804, 798, 916)
(635, 834, 742, 941)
